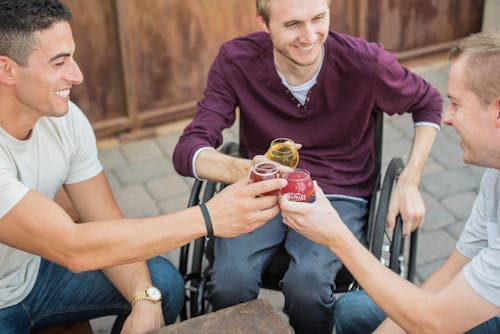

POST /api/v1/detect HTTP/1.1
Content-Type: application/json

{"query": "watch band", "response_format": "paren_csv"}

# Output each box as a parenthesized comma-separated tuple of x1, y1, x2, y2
(130, 286, 161, 306)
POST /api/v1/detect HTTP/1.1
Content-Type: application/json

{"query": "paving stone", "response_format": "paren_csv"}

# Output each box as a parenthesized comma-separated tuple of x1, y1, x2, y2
(104, 170, 121, 191)
(120, 139, 163, 163)
(416, 230, 456, 266)
(445, 221, 467, 240)
(113, 184, 160, 218)
(416, 259, 446, 282)
(114, 157, 173, 185)
(159, 193, 191, 215)
(441, 191, 477, 221)
(422, 166, 483, 200)
(146, 175, 191, 201)
(421, 192, 455, 231)
(429, 133, 467, 169)
(382, 119, 405, 142)
(98, 147, 127, 170)
(156, 133, 181, 158)
(385, 114, 414, 140)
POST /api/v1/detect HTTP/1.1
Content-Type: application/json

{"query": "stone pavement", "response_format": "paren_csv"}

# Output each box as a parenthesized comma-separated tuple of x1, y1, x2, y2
(90, 56, 484, 333)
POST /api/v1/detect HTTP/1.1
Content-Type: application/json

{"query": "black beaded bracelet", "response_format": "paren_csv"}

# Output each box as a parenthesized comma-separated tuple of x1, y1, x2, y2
(199, 203, 214, 238)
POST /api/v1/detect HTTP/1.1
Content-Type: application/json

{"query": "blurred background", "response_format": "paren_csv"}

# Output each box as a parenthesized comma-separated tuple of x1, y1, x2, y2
(60, 0, 487, 140)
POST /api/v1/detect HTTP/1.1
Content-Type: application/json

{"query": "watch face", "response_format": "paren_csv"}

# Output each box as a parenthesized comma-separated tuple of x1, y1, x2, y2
(147, 287, 162, 301)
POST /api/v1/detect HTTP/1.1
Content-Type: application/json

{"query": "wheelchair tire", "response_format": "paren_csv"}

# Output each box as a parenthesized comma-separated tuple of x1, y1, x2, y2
(370, 157, 404, 261)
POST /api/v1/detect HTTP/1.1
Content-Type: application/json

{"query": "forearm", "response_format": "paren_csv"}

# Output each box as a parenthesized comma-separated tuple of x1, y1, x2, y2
(58, 207, 206, 272)
(196, 149, 252, 184)
(331, 226, 441, 332)
(375, 250, 468, 332)
(400, 125, 437, 184)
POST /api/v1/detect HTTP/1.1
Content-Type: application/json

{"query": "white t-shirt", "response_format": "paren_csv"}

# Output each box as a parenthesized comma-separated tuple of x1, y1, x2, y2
(456, 168, 500, 308)
(0, 101, 103, 308)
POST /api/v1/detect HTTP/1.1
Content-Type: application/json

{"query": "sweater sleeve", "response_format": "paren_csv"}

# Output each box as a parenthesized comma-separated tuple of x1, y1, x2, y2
(373, 48, 443, 126)
(173, 45, 238, 177)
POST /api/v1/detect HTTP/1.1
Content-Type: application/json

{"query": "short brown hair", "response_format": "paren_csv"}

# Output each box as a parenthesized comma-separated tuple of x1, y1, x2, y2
(449, 31, 500, 106)
(256, 0, 331, 26)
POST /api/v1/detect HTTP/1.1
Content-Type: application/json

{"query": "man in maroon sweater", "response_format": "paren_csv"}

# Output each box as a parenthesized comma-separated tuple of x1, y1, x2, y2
(173, 0, 442, 333)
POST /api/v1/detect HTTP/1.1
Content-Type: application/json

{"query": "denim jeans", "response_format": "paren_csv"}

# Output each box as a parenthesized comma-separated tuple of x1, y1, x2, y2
(0, 256, 184, 334)
(334, 290, 500, 333)
(207, 197, 368, 334)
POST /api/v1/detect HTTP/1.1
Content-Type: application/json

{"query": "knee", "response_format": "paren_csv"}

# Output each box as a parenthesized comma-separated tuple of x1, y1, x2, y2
(282, 267, 330, 304)
(147, 257, 185, 323)
(334, 291, 383, 334)
(207, 266, 260, 309)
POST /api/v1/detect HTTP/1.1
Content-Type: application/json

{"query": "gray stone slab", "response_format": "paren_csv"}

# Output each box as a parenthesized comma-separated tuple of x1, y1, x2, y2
(416, 229, 456, 265)
(159, 194, 191, 215)
(422, 166, 483, 200)
(98, 147, 127, 170)
(429, 133, 467, 169)
(416, 259, 446, 282)
(146, 175, 191, 201)
(120, 139, 163, 163)
(445, 221, 467, 240)
(385, 113, 414, 140)
(421, 192, 455, 232)
(382, 119, 405, 142)
(113, 184, 160, 218)
(156, 133, 181, 158)
(441, 191, 477, 221)
(104, 170, 121, 191)
(114, 157, 173, 185)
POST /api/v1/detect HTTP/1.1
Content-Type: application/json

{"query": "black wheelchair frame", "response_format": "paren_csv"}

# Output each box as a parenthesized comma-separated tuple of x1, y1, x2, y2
(178, 113, 418, 320)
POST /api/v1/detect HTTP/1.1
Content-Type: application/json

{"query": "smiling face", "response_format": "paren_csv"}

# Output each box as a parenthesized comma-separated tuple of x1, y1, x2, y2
(11, 21, 83, 120)
(258, 0, 330, 71)
(444, 56, 500, 168)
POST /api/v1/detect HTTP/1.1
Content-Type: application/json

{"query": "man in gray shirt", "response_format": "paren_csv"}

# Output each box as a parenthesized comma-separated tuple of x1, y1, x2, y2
(279, 31, 500, 333)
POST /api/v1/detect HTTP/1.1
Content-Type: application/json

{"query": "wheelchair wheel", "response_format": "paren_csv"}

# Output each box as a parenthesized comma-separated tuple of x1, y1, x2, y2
(369, 157, 417, 282)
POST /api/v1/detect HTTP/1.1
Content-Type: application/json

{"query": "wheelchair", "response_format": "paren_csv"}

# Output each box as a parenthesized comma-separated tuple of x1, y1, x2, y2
(178, 112, 418, 320)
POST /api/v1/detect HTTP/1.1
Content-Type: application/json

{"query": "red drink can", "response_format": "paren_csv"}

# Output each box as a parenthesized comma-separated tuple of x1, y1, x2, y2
(281, 169, 314, 202)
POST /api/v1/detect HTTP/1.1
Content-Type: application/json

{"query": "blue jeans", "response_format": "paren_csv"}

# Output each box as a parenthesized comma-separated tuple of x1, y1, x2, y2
(334, 290, 500, 333)
(207, 197, 368, 334)
(0, 257, 184, 334)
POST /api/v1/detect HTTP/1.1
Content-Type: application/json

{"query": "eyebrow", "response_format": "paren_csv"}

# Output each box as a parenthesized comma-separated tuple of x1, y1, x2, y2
(48, 53, 70, 63)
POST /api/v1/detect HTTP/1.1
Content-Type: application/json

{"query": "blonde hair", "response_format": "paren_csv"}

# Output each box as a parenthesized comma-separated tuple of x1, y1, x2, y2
(256, 0, 331, 26)
(449, 31, 500, 106)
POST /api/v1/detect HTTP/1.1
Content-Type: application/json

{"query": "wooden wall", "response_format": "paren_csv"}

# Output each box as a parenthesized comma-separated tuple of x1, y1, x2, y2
(61, 0, 484, 138)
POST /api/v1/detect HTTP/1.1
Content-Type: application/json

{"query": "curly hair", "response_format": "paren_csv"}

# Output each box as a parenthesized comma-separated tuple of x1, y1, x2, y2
(0, 0, 71, 66)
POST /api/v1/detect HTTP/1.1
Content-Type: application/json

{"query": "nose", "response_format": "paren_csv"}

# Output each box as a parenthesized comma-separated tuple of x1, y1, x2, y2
(443, 105, 454, 126)
(65, 58, 84, 85)
(300, 23, 316, 43)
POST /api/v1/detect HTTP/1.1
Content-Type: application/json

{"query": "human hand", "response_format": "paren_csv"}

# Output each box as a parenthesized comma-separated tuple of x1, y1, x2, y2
(386, 173, 425, 236)
(279, 181, 345, 247)
(120, 302, 164, 334)
(206, 177, 286, 237)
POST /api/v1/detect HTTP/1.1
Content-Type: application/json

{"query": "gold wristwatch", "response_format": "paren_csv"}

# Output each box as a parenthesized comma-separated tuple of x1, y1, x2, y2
(130, 286, 162, 306)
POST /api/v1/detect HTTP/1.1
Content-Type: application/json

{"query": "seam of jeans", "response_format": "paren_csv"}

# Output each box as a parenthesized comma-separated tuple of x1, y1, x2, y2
(30, 303, 129, 325)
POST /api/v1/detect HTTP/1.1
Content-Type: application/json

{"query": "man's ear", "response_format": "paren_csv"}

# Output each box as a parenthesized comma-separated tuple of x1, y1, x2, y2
(255, 13, 270, 33)
(0, 56, 16, 86)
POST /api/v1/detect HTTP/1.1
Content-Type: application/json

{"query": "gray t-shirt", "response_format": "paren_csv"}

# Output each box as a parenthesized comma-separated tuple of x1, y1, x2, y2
(456, 168, 500, 308)
(0, 102, 102, 308)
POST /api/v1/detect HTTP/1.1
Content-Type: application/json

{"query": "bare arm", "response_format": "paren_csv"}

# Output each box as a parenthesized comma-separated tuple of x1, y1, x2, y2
(280, 183, 499, 333)
(0, 172, 283, 272)
(374, 249, 471, 333)
(195, 148, 253, 184)
(387, 125, 438, 235)
(65, 173, 165, 332)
